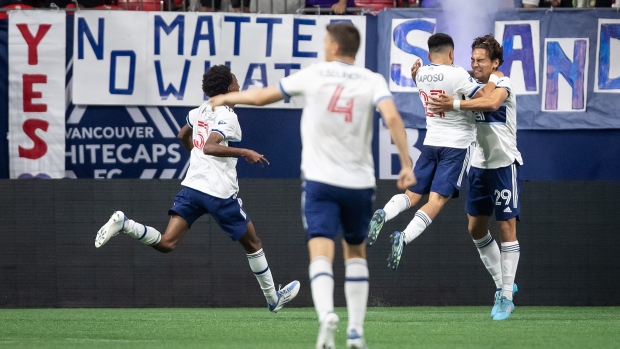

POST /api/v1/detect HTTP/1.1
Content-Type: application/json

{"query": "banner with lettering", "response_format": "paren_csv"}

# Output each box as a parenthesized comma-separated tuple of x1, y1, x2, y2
(8, 11, 65, 179)
(379, 9, 620, 130)
(72, 13, 366, 108)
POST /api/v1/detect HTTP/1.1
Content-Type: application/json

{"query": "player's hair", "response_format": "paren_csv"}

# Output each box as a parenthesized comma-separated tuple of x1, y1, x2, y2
(326, 23, 360, 58)
(471, 34, 504, 68)
(427, 33, 454, 55)
(202, 65, 233, 97)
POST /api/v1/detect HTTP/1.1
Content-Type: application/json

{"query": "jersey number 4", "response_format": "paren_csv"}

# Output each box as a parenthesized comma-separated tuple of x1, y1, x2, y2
(328, 85, 353, 122)
(420, 89, 446, 118)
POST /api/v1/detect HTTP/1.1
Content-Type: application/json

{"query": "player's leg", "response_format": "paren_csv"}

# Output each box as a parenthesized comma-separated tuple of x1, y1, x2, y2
(490, 163, 522, 321)
(368, 148, 432, 246)
(389, 147, 467, 270)
(340, 186, 374, 349)
(303, 180, 340, 349)
(213, 194, 299, 311)
(465, 166, 505, 316)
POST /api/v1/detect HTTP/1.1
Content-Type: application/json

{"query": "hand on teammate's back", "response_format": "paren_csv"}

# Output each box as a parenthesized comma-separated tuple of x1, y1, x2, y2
(410, 59, 422, 81)
(427, 94, 454, 113)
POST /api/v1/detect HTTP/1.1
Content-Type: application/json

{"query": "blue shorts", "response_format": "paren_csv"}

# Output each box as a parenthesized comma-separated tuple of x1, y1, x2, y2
(302, 180, 374, 245)
(168, 187, 250, 241)
(466, 163, 522, 221)
(408, 146, 469, 199)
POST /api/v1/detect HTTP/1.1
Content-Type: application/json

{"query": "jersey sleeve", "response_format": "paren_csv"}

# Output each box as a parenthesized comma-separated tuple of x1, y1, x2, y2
(278, 65, 314, 98)
(496, 76, 513, 98)
(212, 111, 242, 142)
(453, 67, 481, 100)
(372, 74, 394, 107)
(186, 107, 199, 129)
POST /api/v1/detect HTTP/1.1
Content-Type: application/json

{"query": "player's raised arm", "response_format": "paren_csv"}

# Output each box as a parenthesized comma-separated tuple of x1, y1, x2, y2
(209, 86, 284, 109)
(377, 99, 416, 190)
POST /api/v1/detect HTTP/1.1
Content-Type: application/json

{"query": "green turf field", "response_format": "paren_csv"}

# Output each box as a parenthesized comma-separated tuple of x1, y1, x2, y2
(0, 307, 619, 349)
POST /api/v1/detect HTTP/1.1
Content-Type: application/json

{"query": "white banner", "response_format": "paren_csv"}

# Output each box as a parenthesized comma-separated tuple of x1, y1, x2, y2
(73, 13, 366, 107)
(8, 11, 66, 179)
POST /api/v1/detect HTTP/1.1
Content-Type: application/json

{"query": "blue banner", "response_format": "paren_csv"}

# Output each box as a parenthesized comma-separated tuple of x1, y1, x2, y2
(379, 8, 620, 130)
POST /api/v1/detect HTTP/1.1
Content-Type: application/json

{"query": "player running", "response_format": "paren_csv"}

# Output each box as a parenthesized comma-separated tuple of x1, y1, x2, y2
(209, 23, 415, 349)
(95, 65, 300, 313)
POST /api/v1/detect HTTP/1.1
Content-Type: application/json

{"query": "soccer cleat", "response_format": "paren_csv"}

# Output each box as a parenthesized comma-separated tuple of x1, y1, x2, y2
(316, 312, 339, 349)
(387, 231, 404, 271)
(95, 211, 126, 248)
(347, 329, 368, 349)
(268, 280, 300, 312)
(492, 296, 515, 321)
(367, 209, 386, 246)
(491, 284, 518, 318)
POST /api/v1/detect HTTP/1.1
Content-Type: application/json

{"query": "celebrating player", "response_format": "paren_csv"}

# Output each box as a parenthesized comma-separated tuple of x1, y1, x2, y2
(426, 35, 522, 321)
(367, 33, 496, 271)
(95, 65, 300, 313)
(209, 23, 415, 349)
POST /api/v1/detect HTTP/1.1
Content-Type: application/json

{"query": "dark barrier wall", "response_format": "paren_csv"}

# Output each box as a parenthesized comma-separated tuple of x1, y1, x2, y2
(1, 179, 618, 308)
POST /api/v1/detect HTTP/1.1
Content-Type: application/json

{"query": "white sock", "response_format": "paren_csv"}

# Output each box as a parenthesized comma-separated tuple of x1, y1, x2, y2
(247, 249, 277, 304)
(309, 256, 334, 322)
(500, 241, 520, 300)
(383, 194, 411, 221)
(345, 258, 369, 337)
(123, 219, 162, 246)
(473, 232, 502, 288)
(402, 210, 432, 244)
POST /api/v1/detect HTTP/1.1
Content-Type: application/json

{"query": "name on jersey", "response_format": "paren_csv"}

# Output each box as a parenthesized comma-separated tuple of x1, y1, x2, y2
(318, 70, 364, 80)
(416, 73, 444, 83)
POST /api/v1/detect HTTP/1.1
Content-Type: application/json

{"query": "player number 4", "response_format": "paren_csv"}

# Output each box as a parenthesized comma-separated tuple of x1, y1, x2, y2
(328, 85, 353, 122)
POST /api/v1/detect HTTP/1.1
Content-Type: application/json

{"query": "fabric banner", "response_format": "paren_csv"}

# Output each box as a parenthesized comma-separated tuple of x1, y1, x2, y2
(72, 13, 366, 108)
(8, 11, 65, 179)
(379, 9, 620, 130)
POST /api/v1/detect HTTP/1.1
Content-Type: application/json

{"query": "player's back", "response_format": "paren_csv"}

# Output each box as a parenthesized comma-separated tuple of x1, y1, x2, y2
(415, 64, 479, 149)
(280, 61, 392, 189)
(181, 102, 242, 199)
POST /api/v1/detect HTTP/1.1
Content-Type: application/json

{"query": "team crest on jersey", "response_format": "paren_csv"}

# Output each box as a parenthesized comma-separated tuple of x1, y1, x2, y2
(218, 120, 227, 125)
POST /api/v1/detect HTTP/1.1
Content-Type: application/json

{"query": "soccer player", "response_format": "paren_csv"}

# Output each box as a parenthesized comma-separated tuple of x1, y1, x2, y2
(94, 65, 300, 313)
(209, 23, 415, 349)
(426, 35, 522, 321)
(367, 33, 496, 271)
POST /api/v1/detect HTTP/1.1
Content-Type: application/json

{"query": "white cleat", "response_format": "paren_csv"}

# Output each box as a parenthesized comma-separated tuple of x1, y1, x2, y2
(316, 312, 339, 349)
(268, 280, 301, 312)
(95, 211, 126, 248)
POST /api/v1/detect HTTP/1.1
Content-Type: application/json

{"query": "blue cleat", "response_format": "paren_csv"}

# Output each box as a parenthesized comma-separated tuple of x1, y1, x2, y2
(388, 231, 404, 271)
(492, 296, 515, 321)
(491, 284, 518, 318)
(268, 280, 300, 312)
(367, 209, 386, 246)
(347, 329, 368, 349)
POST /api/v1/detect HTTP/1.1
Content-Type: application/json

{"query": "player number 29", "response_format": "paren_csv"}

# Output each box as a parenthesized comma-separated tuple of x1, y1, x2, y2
(494, 189, 512, 206)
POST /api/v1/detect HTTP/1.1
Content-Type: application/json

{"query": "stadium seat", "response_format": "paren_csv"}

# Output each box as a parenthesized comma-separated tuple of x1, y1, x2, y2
(354, 0, 394, 11)
(117, 0, 162, 10)
(0, 4, 34, 20)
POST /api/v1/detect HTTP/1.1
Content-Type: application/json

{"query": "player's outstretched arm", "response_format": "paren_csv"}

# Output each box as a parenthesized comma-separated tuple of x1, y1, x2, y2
(209, 86, 284, 108)
(473, 71, 504, 99)
(203, 132, 269, 166)
(377, 99, 416, 190)
(178, 124, 194, 152)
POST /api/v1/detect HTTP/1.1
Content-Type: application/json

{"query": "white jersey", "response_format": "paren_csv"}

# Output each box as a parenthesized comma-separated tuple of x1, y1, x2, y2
(471, 76, 523, 169)
(279, 61, 392, 189)
(181, 102, 242, 199)
(415, 63, 480, 149)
